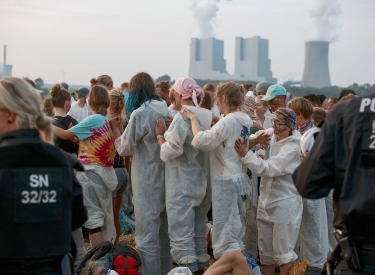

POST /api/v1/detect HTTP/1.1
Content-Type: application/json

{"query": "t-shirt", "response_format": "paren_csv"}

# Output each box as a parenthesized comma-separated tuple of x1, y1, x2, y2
(70, 114, 116, 167)
(67, 102, 89, 123)
(52, 115, 79, 154)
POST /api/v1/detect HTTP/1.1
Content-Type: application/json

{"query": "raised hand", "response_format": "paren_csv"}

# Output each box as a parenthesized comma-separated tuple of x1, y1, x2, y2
(235, 138, 248, 157)
(155, 118, 166, 134)
(181, 108, 197, 120)
(256, 132, 271, 146)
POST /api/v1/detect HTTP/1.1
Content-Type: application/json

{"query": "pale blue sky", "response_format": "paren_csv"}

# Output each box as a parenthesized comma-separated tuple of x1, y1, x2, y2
(1, 0, 374, 87)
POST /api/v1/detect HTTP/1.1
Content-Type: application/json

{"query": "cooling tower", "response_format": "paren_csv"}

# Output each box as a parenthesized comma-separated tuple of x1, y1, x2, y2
(301, 41, 331, 88)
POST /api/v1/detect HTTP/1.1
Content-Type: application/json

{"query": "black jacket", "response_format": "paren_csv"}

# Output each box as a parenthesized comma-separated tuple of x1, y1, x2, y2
(0, 129, 87, 264)
(293, 91, 375, 237)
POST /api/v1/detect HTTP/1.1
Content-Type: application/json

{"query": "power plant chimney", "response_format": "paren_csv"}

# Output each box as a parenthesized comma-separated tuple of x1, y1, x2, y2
(301, 41, 331, 88)
(3, 45, 6, 78)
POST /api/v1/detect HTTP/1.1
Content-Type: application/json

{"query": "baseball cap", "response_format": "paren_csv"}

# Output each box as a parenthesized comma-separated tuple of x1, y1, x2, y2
(254, 81, 272, 96)
(76, 87, 90, 99)
(61, 82, 69, 90)
(262, 84, 287, 101)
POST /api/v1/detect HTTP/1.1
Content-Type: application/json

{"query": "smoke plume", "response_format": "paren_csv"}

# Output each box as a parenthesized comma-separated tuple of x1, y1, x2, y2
(189, 0, 221, 39)
(307, 0, 341, 42)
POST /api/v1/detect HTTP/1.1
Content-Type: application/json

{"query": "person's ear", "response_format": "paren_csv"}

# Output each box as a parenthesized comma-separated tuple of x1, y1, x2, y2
(6, 110, 16, 124)
(64, 100, 70, 109)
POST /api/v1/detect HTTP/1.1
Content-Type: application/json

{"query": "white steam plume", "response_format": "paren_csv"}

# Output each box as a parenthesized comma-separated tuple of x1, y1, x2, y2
(189, 0, 221, 39)
(307, 0, 341, 42)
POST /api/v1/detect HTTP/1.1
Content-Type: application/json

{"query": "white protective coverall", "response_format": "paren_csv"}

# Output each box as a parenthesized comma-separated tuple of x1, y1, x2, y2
(242, 173, 259, 260)
(191, 111, 253, 259)
(296, 198, 329, 269)
(242, 128, 303, 266)
(77, 166, 117, 245)
(160, 106, 212, 270)
(114, 100, 172, 275)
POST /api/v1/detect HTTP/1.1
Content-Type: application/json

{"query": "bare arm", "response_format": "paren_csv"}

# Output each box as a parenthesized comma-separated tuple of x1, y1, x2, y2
(110, 116, 122, 139)
(52, 124, 76, 140)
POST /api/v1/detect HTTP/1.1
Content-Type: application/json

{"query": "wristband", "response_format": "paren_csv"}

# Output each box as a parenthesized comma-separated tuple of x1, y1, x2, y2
(157, 134, 164, 140)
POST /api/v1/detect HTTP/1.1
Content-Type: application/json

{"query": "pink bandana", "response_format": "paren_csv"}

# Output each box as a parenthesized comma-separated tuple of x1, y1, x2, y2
(174, 76, 205, 106)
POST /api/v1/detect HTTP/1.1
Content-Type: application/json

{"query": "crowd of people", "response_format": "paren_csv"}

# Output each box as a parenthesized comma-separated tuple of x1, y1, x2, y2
(0, 74, 368, 275)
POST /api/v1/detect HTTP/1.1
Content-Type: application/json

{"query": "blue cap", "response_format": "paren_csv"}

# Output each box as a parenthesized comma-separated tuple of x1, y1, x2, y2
(261, 84, 286, 101)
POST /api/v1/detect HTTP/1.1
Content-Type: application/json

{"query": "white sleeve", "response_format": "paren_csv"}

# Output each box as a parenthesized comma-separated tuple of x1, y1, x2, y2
(241, 143, 301, 177)
(191, 118, 228, 151)
(160, 117, 188, 162)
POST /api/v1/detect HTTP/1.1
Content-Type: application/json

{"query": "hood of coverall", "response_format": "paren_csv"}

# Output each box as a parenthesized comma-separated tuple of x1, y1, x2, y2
(148, 99, 169, 117)
(226, 111, 253, 128)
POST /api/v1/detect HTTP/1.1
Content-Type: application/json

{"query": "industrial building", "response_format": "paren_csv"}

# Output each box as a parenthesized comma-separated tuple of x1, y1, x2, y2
(234, 36, 277, 83)
(188, 36, 277, 83)
(301, 41, 331, 88)
(0, 45, 12, 79)
(188, 37, 229, 80)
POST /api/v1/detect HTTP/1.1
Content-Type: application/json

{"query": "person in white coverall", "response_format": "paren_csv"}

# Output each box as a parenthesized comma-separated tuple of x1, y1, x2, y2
(182, 81, 252, 275)
(235, 108, 303, 275)
(110, 72, 172, 275)
(287, 98, 329, 275)
(155, 76, 212, 274)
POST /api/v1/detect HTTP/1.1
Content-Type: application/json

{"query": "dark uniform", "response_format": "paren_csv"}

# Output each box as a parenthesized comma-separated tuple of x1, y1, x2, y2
(0, 129, 87, 275)
(293, 91, 375, 274)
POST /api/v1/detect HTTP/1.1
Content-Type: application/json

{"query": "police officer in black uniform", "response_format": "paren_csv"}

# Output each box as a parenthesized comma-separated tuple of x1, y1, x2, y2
(293, 91, 375, 274)
(0, 77, 87, 275)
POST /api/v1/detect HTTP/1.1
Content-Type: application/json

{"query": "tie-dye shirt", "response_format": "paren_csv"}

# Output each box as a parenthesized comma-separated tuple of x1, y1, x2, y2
(70, 114, 116, 167)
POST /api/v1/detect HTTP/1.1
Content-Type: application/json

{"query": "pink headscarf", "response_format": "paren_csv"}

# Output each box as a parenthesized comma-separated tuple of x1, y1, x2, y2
(173, 76, 205, 107)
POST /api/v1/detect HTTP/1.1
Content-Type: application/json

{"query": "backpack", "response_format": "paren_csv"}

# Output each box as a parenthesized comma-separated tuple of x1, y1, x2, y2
(76, 241, 141, 275)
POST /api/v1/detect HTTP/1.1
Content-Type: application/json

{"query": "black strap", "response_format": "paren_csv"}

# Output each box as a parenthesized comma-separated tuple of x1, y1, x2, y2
(76, 241, 113, 275)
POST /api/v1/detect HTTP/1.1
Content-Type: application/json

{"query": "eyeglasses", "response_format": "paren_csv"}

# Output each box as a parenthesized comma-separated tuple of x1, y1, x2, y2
(272, 120, 287, 127)
(106, 81, 113, 87)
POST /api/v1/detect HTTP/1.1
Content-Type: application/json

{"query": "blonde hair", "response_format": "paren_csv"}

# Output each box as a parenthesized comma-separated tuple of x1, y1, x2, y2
(312, 107, 327, 125)
(90, 75, 112, 87)
(88, 85, 110, 116)
(0, 77, 53, 143)
(216, 81, 244, 110)
(49, 83, 71, 108)
(81, 261, 100, 275)
(256, 95, 268, 108)
(155, 81, 170, 92)
(287, 97, 313, 120)
(109, 89, 125, 115)
(169, 86, 175, 104)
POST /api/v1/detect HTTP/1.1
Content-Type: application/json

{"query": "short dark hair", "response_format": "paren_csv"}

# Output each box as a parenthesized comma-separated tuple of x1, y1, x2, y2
(303, 94, 321, 107)
(203, 83, 216, 93)
(338, 89, 356, 101)
(243, 84, 253, 91)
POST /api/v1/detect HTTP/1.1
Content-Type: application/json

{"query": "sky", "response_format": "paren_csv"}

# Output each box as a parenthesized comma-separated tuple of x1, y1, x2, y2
(0, 0, 374, 88)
